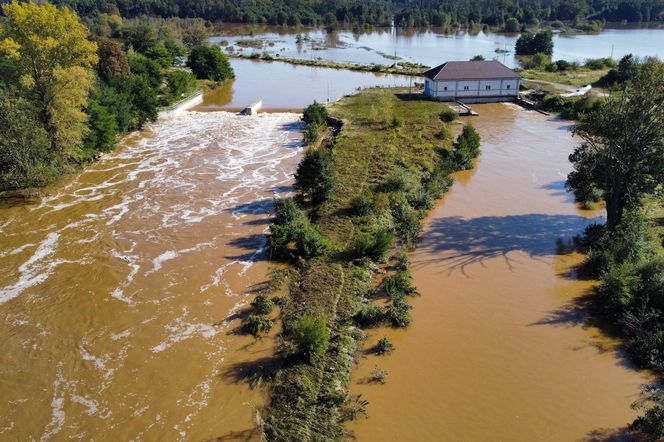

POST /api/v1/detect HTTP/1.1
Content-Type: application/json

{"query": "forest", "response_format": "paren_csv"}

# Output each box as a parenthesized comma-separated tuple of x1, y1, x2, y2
(45, 0, 664, 27)
(0, 2, 232, 192)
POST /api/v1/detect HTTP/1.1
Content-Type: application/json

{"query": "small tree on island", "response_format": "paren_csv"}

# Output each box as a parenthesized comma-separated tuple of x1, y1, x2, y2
(186, 45, 234, 81)
(515, 30, 553, 55)
(567, 59, 664, 231)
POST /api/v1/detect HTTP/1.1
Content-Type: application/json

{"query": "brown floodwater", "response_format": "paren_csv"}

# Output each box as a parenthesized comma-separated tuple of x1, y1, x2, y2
(348, 103, 652, 441)
(0, 111, 303, 440)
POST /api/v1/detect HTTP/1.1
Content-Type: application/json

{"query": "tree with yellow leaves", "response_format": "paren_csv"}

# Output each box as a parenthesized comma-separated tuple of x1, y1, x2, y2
(0, 1, 98, 155)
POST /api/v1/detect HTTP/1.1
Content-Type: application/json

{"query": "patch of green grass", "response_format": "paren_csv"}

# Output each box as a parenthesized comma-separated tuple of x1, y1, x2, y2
(318, 89, 454, 247)
(519, 67, 609, 87)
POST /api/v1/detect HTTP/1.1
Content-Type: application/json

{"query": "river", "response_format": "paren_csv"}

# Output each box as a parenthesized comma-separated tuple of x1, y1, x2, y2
(0, 111, 303, 440)
(347, 104, 652, 441)
(1, 23, 662, 440)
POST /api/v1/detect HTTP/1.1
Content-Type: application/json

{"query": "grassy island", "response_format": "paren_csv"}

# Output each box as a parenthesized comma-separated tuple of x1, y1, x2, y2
(242, 89, 480, 440)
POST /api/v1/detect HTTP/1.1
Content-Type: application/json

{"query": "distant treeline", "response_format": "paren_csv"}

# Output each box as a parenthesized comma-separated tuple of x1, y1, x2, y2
(45, 0, 664, 27)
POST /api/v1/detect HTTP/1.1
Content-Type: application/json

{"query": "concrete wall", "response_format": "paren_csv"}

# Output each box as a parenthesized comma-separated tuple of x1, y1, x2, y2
(158, 91, 204, 119)
(424, 78, 521, 102)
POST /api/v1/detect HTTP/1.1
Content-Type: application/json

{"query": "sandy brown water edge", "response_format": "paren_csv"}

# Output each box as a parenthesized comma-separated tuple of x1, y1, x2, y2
(0, 111, 303, 440)
(348, 103, 652, 441)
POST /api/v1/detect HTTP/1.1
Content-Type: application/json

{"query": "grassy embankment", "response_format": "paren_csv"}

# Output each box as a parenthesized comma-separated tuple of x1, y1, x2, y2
(520, 66, 609, 88)
(245, 89, 478, 440)
(229, 52, 429, 76)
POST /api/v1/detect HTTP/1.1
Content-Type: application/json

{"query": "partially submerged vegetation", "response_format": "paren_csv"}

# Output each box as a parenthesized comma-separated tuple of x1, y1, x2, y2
(255, 89, 480, 439)
(566, 58, 664, 439)
(230, 51, 429, 76)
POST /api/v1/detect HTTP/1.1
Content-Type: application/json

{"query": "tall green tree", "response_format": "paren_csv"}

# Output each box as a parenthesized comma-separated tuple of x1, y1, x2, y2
(567, 59, 664, 230)
(186, 45, 234, 81)
(0, 94, 55, 190)
(0, 1, 98, 154)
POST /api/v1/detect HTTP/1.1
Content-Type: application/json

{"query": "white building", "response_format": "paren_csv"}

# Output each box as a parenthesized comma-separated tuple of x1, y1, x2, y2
(423, 60, 522, 103)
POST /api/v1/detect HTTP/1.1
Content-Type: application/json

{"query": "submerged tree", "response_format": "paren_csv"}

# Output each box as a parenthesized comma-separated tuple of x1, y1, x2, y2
(0, 1, 98, 154)
(567, 59, 664, 231)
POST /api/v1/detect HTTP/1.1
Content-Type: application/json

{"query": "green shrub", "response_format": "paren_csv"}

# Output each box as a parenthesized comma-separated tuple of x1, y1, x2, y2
(349, 229, 393, 262)
(295, 223, 330, 258)
(303, 102, 328, 126)
(582, 248, 615, 277)
(595, 262, 639, 315)
(350, 189, 376, 216)
(439, 107, 459, 122)
(295, 148, 335, 204)
(354, 302, 384, 327)
(380, 168, 415, 193)
(246, 314, 273, 337)
(290, 315, 329, 361)
(303, 124, 319, 145)
(637, 258, 664, 310)
(630, 388, 664, 440)
(375, 337, 394, 355)
(385, 296, 412, 327)
(391, 196, 421, 244)
(383, 269, 416, 298)
(407, 187, 435, 213)
(273, 198, 303, 225)
(251, 292, 275, 315)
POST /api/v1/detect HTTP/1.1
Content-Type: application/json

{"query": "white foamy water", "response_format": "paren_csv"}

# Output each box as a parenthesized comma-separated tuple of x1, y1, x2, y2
(0, 111, 303, 440)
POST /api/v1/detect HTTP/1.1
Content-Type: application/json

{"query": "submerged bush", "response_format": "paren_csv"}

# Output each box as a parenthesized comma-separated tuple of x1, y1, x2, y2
(383, 269, 416, 298)
(354, 301, 384, 327)
(246, 314, 273, 337)
(385, 296, 412, 327)
(251, 292, 275, 315)
(375, 337, 394, 355)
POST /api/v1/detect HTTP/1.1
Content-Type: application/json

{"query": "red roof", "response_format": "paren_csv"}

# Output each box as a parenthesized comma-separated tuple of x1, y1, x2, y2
(423, 60, 521, 81)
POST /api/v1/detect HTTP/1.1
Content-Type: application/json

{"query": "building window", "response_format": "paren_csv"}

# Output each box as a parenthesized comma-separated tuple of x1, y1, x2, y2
(444, 86, 447, 91)
(507, 84, 510, 89)
(485, 85, 491, 90)
(463, 86, 469, 90)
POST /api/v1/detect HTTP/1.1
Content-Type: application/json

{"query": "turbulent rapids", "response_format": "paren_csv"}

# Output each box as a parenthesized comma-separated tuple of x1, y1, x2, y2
(0, 111, 303, 440)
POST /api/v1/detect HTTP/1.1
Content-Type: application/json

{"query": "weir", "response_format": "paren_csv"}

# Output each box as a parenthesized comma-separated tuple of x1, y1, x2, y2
(241, 100, 263, 115)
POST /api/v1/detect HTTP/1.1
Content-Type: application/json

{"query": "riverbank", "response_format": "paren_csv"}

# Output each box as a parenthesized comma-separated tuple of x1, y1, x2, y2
(256, 88, 473, 439)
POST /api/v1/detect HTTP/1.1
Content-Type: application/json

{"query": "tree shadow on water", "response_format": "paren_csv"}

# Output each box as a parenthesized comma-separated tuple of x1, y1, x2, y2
(225, 233, 269, 262)
(415, 213, 595, 275)
(578, 427, 633, 442)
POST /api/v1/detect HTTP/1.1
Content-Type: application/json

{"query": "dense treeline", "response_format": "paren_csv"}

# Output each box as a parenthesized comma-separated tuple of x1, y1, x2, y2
(566, 57, 664, 439)
(0, 1, 233, 192)
(45, 0, 664, 27)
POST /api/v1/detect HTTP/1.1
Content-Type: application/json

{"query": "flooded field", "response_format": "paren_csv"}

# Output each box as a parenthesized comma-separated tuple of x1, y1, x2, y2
(0, 111, 303, 440)
(213, 23, 664, 69)
(347, 104, 652, 441)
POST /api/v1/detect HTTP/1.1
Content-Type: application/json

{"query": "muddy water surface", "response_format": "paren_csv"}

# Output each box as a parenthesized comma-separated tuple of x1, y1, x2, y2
(0, 111, 303, 440)
(348, 104, 651, 441)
